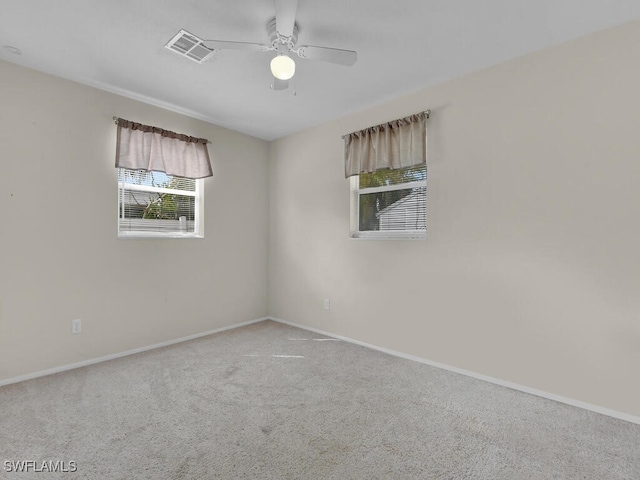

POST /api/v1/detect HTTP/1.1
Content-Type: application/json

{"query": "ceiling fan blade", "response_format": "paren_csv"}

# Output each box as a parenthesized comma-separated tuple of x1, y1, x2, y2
(203, 39, 270, 52)
(272, 78, 289, 90)
(296, 45, 357, 66)
(275, 0, 298, 38)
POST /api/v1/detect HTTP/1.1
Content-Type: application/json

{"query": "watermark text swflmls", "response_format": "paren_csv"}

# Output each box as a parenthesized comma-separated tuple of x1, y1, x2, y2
(4, 460, 77, 473)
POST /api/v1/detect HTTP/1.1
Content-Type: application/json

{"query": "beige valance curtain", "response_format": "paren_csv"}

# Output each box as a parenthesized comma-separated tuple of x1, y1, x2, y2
(115, 118, 213, 179)
(343, 111, 429, 178)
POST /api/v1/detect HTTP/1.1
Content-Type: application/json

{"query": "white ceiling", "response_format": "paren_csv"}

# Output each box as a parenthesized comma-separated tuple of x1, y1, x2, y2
(2, 1, 639, 140)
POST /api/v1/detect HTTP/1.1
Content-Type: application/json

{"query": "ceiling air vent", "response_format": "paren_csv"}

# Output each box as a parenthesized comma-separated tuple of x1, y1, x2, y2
(165, 29, 214, 63)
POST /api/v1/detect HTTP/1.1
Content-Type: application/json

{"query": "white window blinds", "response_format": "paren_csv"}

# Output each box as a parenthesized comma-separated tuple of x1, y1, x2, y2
(118, 169, 202, 237)
(353, 165, 427, 238)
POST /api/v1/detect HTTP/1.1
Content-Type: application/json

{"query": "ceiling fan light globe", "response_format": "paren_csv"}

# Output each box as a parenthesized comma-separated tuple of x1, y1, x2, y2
(270, 54, 296, 80)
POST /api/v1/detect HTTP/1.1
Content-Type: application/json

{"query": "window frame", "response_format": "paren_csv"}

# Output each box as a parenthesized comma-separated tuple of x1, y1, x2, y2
(117, 168, 204, 239)
(350, 167, 427, 240)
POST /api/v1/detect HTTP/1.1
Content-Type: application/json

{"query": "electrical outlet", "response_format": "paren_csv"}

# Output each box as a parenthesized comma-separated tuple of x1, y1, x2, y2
(323, 299, 331, 310)
(72, 319, 82, 334)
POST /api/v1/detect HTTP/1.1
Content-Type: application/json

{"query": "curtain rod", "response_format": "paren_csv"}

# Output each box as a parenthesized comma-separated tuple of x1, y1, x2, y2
(112, 117, 212, 144)
(341, 110, 430, 139)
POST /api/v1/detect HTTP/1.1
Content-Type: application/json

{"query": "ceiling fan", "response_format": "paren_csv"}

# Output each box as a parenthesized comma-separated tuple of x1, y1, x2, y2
(166, 0, 357, 90)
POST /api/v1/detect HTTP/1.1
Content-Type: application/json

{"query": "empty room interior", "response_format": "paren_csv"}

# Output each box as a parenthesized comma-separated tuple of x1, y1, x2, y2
(1, 1, 640, 478)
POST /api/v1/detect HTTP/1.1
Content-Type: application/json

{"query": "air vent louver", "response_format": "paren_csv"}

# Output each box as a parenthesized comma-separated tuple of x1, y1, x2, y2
(165, 29, 214, 63)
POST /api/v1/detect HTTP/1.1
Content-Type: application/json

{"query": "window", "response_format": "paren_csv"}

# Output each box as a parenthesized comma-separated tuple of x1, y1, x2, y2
(114, 117, 212, 238)
(117, 169, 203, 238)
(343, 111, 429, 239)
(351, 165, 427, 239)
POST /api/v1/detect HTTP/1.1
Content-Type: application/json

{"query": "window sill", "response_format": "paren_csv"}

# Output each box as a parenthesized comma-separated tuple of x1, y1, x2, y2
(118, 233, 204, 239)
(350, 232, 426, 241)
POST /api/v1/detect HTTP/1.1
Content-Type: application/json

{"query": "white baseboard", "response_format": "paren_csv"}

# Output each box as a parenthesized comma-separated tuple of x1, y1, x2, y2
(0, 317, 269, 388)
(269, 317, 640, 426)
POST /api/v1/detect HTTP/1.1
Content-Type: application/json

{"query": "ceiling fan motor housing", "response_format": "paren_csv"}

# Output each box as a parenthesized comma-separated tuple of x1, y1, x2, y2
(268, 17, 298, 50)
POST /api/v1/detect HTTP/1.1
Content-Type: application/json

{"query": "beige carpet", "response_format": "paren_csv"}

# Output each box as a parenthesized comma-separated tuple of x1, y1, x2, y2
(1, 320, 639, 479)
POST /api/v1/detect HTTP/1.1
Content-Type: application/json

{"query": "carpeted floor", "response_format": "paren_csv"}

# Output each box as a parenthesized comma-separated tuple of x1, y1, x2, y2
(1, 320, 639, 479)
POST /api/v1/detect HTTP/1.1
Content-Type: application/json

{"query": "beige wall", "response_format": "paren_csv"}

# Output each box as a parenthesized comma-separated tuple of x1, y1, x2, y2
(0, 61, 269, 380)
(268, 21, 640, 417)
